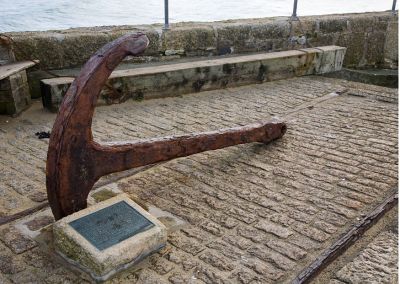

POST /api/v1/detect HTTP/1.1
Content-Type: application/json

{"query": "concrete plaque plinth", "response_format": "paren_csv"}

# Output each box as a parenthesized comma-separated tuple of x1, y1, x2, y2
(53, 194, 167, 281)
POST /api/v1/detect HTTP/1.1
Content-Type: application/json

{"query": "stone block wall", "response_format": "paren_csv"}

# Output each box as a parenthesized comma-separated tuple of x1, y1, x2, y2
(4, 12, 398, 71)
(0, 37, 15, 65)
(384, 17, 399, 69)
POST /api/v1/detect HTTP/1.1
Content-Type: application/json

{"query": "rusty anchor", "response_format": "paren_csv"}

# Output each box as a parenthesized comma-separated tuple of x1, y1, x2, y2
(46, 32, 287, 220)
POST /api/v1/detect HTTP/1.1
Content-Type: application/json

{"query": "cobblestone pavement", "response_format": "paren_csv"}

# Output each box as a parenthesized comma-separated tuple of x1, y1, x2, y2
(0, 76, 397, 283)
(314, 205, 398, 284)
(333, 230, 398, 284)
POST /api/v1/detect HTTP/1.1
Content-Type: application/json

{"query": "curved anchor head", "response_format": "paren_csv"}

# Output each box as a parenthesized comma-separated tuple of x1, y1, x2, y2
(46, 33, 149, 220)
(46, 32, 287, 221)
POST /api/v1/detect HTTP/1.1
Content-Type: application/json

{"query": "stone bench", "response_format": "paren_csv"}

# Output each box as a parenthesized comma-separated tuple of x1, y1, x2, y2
(0, 61, 38, 115)
(41, 46, 346, 111)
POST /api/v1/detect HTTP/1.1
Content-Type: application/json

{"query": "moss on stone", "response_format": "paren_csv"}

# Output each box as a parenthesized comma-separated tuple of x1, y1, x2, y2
(91, 190, 118, 203)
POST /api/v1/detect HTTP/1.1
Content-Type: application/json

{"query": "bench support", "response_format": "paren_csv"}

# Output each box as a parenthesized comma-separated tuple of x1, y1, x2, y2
(0, 61, 37, 115)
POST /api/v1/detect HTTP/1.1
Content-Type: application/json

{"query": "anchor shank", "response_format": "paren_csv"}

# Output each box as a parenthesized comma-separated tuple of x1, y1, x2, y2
(93, 121, 286, 177)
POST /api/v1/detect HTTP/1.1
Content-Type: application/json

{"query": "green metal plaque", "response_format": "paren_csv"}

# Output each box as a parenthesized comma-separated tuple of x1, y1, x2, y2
(69, 201, 154, 251)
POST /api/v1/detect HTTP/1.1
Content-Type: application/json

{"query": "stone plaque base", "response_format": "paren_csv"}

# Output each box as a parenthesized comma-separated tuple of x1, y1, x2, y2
(53, 194, 167, 281)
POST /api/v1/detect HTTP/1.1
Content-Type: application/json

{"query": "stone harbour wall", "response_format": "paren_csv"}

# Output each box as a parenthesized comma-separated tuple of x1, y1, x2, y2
(3, 11, 398, 70)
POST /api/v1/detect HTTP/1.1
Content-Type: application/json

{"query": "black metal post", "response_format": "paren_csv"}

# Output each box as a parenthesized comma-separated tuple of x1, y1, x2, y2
(392, 0, 397, 14)
(164, 0, 170, 30)
(291, 0, 299, 20)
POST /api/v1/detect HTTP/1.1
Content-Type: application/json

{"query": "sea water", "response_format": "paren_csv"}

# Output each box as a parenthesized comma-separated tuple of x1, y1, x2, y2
(0, 0, 392, 32)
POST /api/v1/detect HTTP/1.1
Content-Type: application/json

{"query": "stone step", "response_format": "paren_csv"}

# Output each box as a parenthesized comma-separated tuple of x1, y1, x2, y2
(41, 46, 346, 111)
(0, 60, 38, 116)
(325, 68, 398, 88)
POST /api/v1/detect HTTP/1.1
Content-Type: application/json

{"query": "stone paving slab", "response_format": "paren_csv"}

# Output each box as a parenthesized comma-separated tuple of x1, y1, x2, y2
(0, 76, 397, 283)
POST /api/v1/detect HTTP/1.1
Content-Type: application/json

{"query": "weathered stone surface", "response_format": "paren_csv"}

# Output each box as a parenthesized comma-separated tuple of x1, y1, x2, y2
(40, 46, 346, 111)
(0, 254, 25, 274)
(0, 76, 397, 283)
(336, 32, 365, 67)
(0, 226, 37, 254)
(193, 265, 228, 284)
(365, 32, 386, 66)
(324, 68, 398, 88)
(90, 189, 118, 203)
(384, 18, 398, 68)
(9, 28, 160, 70)
(334, 231, 398, 283)
(4, 12, 396, 71)
(53, 194, 167, 281)
(199, 251, 234, 271)
(265, 239, 307, 261)
(215, 21, 289, 54)
(135, 268, 169, 284)
(316, 46, 346, 74)
(0, 273, 12, 284)
(162, 26, 216, 56)
(319, 18, 348, 34)
(0, 37, 15, 66)
(168, 232, 205, 256)
(241, 258, 284, 281)
(149, 256, 175, 275)
(24, 215, 54, 231)
(27, 191, 48, 203)
(168, 272, 192, 284)
(0, 61, 36, 115)
(254, 220, 294, 238)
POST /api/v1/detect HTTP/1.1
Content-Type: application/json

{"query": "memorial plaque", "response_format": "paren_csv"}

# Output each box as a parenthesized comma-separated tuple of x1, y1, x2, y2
(69, 201, 154, 251)
(54, 195, 167, 281)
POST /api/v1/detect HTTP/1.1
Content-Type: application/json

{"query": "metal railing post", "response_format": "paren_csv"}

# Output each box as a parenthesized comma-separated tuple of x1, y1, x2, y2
(392, 0, 397, 14)
(291, 0, 299, 20)
(164, 0, 170, 30)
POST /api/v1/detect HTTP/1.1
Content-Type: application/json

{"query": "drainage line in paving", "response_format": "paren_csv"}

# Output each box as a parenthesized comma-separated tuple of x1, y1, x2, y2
(0, 164, 157, 226)
(292, 189, 398, 284)
(0, 202, 49, 226)
(283, 90, 347, 119)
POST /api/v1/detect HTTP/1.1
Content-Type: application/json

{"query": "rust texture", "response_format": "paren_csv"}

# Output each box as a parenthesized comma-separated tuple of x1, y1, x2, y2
(46, 33, 287, 220)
